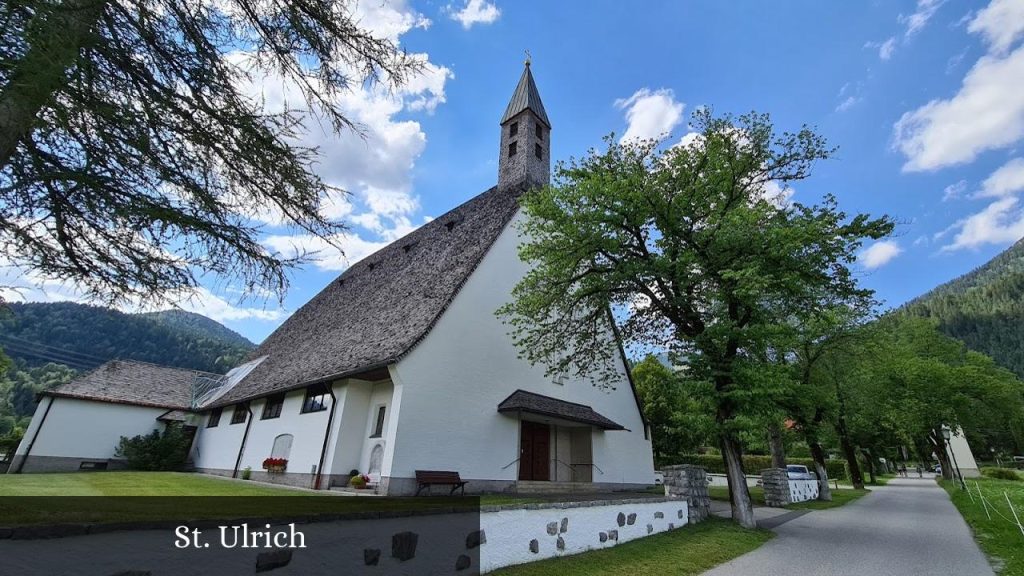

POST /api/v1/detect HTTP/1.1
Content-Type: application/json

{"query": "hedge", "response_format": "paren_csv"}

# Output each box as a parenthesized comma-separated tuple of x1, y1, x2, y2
(670, 454, 849, 481)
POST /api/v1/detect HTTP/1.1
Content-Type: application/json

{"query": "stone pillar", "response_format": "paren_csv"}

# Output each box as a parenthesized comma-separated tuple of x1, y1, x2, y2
(662, 464, 710, 524)
(761, 468, 791, 507)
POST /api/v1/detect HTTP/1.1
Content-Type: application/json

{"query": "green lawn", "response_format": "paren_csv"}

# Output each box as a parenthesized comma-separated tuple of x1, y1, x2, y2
(0, 471, 304, 496)
(942, 477, 1024, 575)
(708, 485, 868, 510)
(0, 472, 480, 525)
(492, 517, 771, 576)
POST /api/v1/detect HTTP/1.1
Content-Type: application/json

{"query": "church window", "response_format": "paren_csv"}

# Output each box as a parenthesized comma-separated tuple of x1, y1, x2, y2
(301, 383, 330, 413)
(508, 141, 517, 157)
(230, 403, 248, 424)
(370, 405, 386, 438)
(510, 122, 518, 136)
(261, 393, 285, 420)
(535, 143, 543, 159)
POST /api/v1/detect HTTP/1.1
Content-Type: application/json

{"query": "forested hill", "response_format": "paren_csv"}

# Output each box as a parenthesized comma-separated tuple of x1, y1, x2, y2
(0, 302, 255, 374)
(899, 237, 1024, 379)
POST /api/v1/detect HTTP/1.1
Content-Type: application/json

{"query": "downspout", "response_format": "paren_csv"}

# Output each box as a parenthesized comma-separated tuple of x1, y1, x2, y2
(314, 386, 338, 490)
(231, 404, 253, 479)
(14, 395, 54, 474)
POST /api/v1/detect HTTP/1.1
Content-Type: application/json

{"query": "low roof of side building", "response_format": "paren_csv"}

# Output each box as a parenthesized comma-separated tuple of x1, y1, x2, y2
(43, 360, 218, 410)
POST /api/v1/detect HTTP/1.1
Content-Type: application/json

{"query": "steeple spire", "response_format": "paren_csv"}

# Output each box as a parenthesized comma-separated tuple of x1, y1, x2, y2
(500, 60, 551, 129)
(498, 59, 551, 190)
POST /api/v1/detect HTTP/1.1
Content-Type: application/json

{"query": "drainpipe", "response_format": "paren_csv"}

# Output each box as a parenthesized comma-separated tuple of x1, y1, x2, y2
(14, 396, 54, 474)
(314, 386, 338, 490)
(231, 403, 253, 479)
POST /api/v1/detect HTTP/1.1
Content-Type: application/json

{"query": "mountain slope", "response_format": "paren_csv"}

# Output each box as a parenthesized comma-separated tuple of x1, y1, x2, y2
(900, 238, 1024, 378)
(0, 302, 255, 374)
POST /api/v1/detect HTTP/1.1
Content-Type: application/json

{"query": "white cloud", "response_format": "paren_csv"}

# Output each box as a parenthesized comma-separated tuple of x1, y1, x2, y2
(901, 0, 946, 38)
(614, 88, 685, 143)
(0, 265, 286, 323)
(941, 196, 1024, 251)
(942, 179, 968, 201)
(859, 240, 904, 269)
(446, 0, 501, 29)
(866, 37, 898, 60)
(978, 157, 1024, 198)
(892, 45, 1024, 171)
(967, 0, 1024, 54)
(836, 96, 862, 112)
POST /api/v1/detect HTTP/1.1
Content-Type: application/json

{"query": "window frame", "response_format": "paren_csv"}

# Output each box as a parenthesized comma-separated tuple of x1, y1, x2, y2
(261, 393, 285, 420)
(535, 123, 543, 140)
(534, 143, 543, 159)
(207, 407, 222, 428)
(229, 403, 248, 425)
(509, 121, 518, 136)
(508, 141, 517, 157)
(300, 383, 330, 414)
(369, 405, 386, 438)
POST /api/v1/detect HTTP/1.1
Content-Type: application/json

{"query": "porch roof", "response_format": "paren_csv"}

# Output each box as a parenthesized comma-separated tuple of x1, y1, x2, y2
(497, 390, 626, 431)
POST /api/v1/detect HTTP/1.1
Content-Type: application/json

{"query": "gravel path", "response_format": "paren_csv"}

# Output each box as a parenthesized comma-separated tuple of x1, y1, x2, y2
(703, 477, 994, 576)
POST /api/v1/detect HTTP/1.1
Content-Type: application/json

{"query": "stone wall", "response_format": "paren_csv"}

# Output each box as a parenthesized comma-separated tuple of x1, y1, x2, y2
(662, 464, 711, 523)
(479, 498, 686, 572)
(760, 468, 791, 507)
(0, 497, 687, 575)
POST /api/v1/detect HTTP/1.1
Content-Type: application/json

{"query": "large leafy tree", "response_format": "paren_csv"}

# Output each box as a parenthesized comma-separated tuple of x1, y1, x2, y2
(631, 354, 713, 466)
(499, 109, 894, 528)
(1, 0, 419, 303)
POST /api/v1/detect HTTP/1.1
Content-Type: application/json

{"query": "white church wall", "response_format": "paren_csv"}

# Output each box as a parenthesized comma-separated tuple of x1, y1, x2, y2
(10, 397, 167, 473)
(387, 210, 655, 493)
(194, 385, 336, 488)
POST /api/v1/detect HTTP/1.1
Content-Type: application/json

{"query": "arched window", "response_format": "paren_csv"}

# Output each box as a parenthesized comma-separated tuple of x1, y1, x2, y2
(271, 434, 293, 460)
(368, 444, 384, 477)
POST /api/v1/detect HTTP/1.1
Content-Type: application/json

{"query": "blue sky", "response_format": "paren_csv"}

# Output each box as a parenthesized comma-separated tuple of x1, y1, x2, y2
(7, 0, 1024, 344)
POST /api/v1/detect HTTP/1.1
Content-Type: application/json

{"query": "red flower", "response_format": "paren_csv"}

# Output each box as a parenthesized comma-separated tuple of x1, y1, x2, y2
(262, 457, 288, 469)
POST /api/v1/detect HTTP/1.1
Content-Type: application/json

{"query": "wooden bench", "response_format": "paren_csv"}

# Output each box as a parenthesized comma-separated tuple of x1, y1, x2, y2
(415, 470, 467, 496)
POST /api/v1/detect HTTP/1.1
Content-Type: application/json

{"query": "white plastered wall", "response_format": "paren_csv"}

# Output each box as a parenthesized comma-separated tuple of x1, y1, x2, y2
(13, 397, 166, 460)
(388, 210, 654, 486)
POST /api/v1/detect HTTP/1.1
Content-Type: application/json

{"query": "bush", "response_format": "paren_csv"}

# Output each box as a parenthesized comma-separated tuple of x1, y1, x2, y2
(115, 426, 192, 471)
(981, 467, 1021, 481)
(242, 466, 252, 480)
(0, 429, 24, 462)
(671, 454, 849, 481)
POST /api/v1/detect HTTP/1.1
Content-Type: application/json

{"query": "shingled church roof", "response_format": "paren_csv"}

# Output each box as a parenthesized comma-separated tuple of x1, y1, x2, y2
(212, 183, 528, 406)
(500, 63, 550, 128)
(44, 360, 216, 410)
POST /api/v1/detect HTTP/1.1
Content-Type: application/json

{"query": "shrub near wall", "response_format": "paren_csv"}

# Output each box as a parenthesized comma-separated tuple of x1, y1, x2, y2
(673, 454, 849, 481)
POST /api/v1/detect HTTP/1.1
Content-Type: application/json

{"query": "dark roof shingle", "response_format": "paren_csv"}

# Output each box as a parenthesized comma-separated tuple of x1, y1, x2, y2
(45, 360, 216, 410)
(497, 389, 626, 430)
(213, 184, 526, 405)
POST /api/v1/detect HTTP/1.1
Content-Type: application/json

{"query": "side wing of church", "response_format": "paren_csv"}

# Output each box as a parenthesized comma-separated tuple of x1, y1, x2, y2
(9, 62, 656, 494)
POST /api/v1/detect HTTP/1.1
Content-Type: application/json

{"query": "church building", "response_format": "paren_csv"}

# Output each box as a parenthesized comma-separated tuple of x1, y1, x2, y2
(10, 62, 656, 495)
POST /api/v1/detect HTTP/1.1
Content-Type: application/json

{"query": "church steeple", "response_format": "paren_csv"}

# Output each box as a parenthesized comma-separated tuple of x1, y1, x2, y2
(498, 57, 551, 190)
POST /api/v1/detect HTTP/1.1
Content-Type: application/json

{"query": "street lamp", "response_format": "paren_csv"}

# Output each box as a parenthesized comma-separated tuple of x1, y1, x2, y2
(941, 425, 966, 490)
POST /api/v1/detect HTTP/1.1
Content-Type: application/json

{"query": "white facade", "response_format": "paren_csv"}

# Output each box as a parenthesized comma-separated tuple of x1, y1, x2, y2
(384, 210, 654, 491)
(11, 397, 170, 472)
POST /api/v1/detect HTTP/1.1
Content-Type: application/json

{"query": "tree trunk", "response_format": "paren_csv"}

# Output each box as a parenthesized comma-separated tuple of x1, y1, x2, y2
(933, 432, 953, 481)
(861, 449, 876, 484)
(837, 421, 864, 489)
(809, 441, 833, 501)
(767, 422, 786, 469)
(720, 433, 756, 529)
(0, 0, 107, 168)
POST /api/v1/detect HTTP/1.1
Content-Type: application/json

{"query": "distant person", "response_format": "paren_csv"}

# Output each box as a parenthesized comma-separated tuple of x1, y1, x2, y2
(900, 464, 907, 477)
(916, 465, 922, 478)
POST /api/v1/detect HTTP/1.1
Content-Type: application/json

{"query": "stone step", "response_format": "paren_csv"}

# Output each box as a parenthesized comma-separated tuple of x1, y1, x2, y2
(515, 481, 600, 494)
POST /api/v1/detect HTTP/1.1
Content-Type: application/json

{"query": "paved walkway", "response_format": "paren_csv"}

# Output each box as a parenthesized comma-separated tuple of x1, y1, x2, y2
(703, 477, 994, 576)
